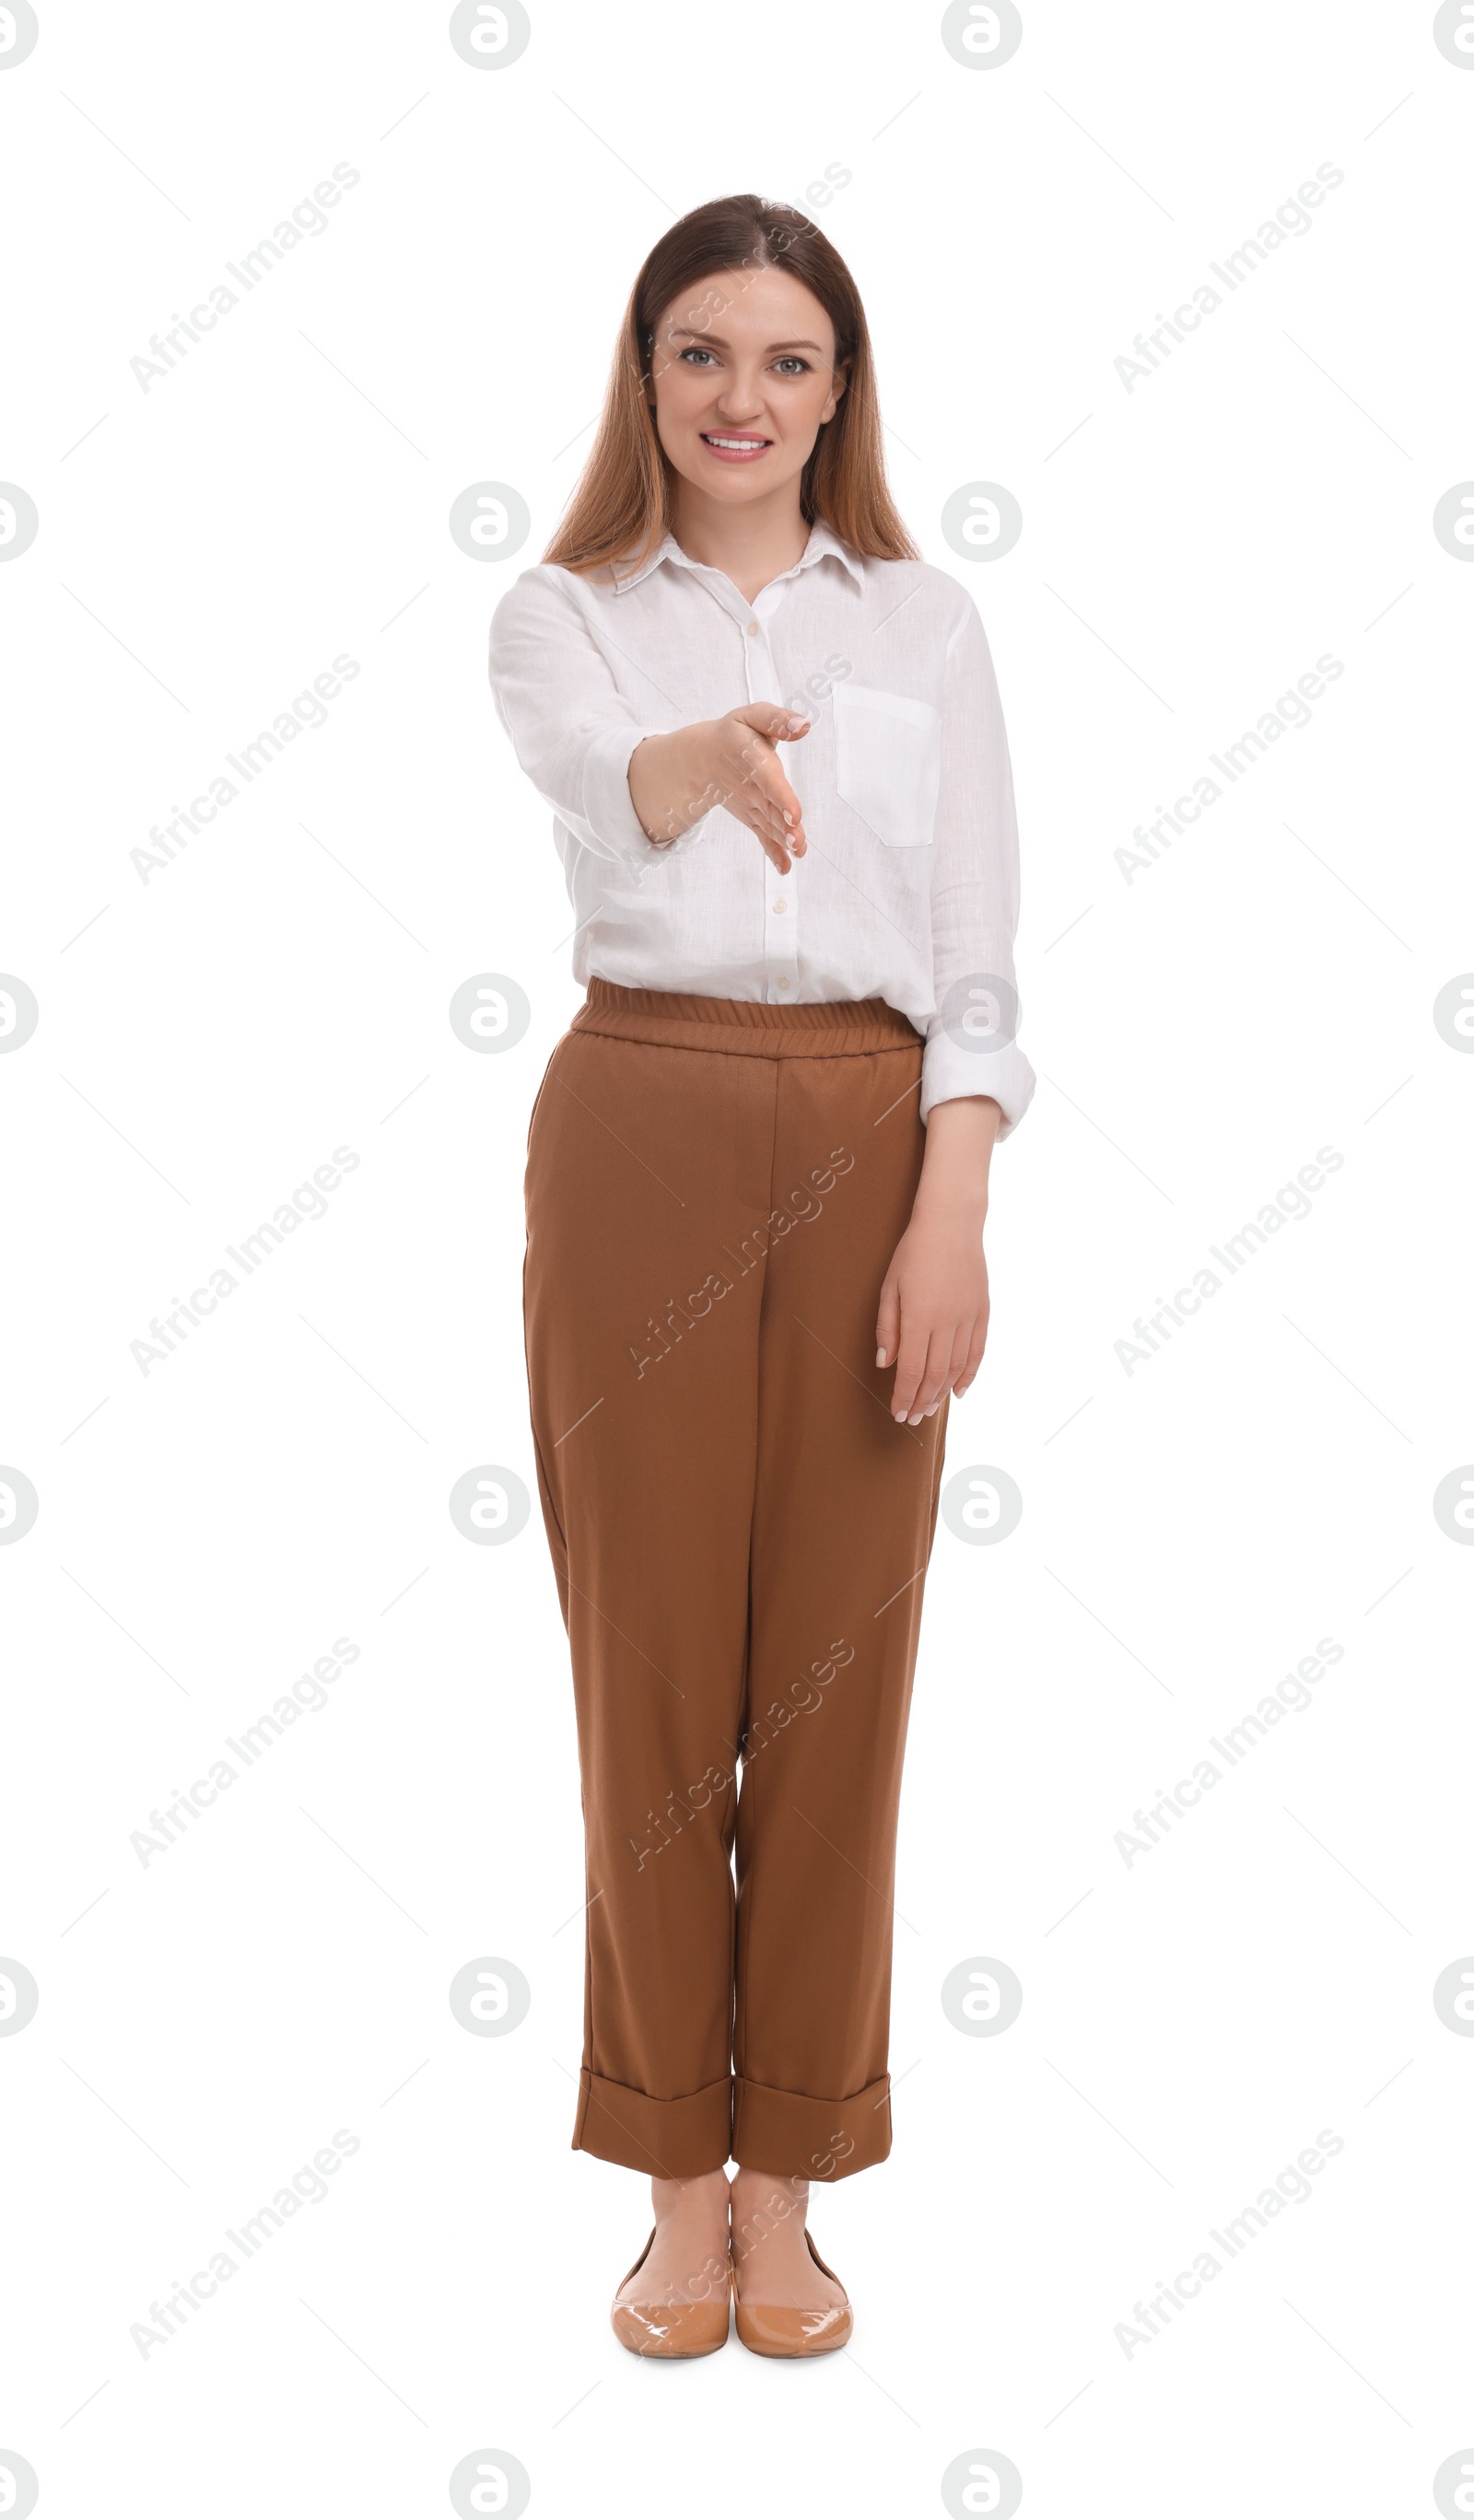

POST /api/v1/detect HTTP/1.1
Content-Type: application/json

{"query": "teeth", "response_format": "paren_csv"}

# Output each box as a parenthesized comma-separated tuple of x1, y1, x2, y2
(705, 435, 766, 449)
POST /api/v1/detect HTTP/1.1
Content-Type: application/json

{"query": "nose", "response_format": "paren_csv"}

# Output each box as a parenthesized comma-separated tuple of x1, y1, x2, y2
(714, 366, 766, 423)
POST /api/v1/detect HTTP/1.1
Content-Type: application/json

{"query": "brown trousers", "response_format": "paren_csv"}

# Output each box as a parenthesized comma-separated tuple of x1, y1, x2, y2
(522, 979, 949, 2183)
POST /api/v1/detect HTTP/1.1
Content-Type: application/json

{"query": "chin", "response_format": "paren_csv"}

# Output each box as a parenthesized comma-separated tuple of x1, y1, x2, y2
(690, 455, 790, 495)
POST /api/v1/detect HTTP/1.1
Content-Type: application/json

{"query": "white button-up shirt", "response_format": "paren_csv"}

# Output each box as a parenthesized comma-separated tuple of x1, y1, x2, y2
(486, 519, 1035, 1131)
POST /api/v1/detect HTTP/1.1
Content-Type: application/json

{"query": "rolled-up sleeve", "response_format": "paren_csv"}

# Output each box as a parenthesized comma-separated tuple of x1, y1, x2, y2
(920, 598, 1037, 1137)
(487, 566, 713, 872)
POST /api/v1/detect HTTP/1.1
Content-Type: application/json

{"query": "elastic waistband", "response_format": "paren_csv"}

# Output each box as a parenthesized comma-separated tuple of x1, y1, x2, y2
(570, 975, 921, 1060)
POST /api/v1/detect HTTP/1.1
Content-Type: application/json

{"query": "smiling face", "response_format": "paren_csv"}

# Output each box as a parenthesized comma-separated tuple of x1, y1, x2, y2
(648, 262, 848, 516)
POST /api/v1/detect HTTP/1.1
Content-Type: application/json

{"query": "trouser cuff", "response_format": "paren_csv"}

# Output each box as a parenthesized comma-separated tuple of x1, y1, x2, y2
(731, 2072, 892, 2180)
(573, 2068, 732, 2177)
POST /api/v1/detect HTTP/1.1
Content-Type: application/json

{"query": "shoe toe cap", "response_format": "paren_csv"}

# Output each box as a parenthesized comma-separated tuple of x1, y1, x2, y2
(734, 2298, 852, 2357)
(611, 2299, 730, 2358)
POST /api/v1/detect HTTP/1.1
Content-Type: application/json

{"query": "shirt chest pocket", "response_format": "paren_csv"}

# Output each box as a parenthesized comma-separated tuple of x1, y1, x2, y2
(834, 682, 943, 847)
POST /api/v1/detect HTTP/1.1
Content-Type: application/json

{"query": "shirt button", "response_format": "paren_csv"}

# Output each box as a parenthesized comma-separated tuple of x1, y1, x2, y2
(772, 898, 787, 914)
(776, 975, 790, 988)
(745, 622, 760, 636)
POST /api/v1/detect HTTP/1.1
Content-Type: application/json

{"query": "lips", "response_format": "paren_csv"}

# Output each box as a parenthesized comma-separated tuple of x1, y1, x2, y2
(700, 432, 772, 461)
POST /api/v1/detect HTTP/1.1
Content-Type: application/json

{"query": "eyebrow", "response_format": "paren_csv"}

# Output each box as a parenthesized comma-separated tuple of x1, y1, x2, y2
(666, 329, 826, 355)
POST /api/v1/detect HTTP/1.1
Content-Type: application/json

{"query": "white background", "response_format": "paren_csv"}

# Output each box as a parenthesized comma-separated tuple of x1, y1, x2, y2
(3, 2, 1472, 2514)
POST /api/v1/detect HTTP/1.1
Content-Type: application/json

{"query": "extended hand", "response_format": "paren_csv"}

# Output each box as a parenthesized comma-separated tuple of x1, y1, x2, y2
(629, 704, 810, 872)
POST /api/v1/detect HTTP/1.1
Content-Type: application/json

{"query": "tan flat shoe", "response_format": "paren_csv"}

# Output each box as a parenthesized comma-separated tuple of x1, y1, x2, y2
(733, 2226, 852, 2359)
(610, 2226, 732, 2359)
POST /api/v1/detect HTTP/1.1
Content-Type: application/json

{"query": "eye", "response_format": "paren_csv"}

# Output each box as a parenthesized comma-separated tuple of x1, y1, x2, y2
(678, 346, 717, 367)
(774, 356, 812, 376)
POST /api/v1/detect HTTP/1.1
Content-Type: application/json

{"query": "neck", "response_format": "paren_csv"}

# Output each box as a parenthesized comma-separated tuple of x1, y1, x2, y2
(668, 483, 812, 603)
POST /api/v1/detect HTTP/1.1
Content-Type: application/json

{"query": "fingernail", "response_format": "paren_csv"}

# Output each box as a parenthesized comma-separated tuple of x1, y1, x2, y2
(782, 811, 793, 825)
(876, 1348, 887, 1366)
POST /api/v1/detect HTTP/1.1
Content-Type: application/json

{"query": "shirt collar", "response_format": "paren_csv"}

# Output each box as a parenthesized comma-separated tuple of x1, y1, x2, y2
(608, 516, 865, 597)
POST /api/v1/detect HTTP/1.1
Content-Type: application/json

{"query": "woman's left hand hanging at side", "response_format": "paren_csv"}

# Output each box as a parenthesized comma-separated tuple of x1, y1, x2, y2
(875, 1095, 1001, 1425)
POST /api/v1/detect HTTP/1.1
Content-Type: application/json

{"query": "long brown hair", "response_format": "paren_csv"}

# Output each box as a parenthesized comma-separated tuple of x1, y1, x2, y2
(542, 194, 919, 578)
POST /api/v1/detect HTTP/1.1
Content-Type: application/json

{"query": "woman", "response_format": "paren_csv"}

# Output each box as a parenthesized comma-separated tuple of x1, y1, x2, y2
(488, 194, 1035, 2359)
